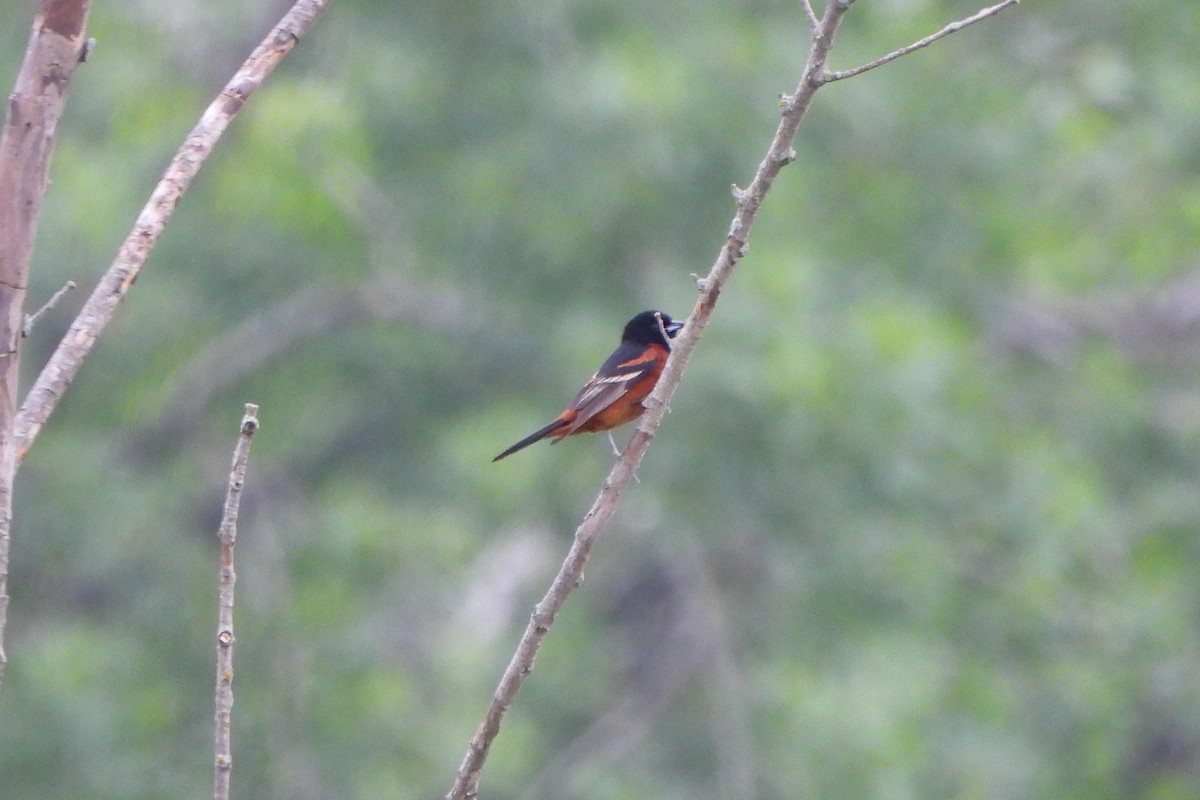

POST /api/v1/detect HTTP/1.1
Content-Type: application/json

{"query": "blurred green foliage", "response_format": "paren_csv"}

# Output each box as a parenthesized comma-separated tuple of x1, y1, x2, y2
(1, 0, 1199, 798)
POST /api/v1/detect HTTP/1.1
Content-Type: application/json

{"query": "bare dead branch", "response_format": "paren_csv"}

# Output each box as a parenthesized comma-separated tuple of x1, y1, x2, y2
(23, 280, 77, 337)
(213, 404, 261, 800)
(0, 0, 93, 684)
(447, 0, 1024, 794)
(823, 0, 1021, 83)
(11, 0, 336, 465)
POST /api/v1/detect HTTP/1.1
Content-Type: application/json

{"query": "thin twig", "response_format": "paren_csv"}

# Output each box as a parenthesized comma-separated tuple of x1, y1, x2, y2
(0, 0, 93, 686)
(445, 3, 860, 798)
(22, 280, 76, 337)
(823, 0, 1021, 83)
(213, 404, 260, 800)
(11, 0, 336, 465)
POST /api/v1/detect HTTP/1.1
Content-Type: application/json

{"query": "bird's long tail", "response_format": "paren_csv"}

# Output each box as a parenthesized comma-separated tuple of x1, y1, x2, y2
(492, 417, 570, 461)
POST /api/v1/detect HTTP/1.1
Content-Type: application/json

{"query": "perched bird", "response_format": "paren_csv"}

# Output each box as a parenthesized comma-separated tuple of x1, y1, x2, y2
(493, 310, 684, 461)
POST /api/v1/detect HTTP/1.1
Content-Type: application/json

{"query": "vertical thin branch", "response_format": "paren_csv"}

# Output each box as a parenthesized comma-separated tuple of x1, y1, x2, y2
(214, 404, 261, 800)
(12, 0, 336, 465)
(0, 0, 93, 684)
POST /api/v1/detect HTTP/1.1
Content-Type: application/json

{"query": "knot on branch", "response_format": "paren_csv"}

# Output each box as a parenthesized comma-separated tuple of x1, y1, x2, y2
(772, 147, 797, 166)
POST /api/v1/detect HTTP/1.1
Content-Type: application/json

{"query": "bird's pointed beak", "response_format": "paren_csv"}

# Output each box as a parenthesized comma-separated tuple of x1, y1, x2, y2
(664, 318, 685, 337)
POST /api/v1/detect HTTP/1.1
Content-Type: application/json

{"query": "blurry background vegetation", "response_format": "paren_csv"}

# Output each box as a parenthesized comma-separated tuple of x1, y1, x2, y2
(1, 0, 1199, 798)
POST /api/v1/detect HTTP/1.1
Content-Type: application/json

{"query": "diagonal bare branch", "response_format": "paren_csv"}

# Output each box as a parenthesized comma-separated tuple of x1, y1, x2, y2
(823, 0, 1021, 83)
(11, 0, 336, 465)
